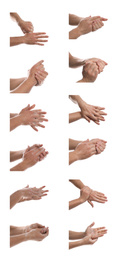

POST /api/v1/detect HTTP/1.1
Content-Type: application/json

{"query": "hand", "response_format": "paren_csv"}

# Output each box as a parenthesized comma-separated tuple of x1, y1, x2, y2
(24, 32, 48, 46)
(86, 58, 107, 73)
(83, 234, 98, 245)
(87, 190, 107, 207)
(29, 227, 49, 241)
(35, 70, 48, 86)
(74, 139, 96, 160)
(28, 60, 47, 85)
(19, 185, 49, 203)
(69, 16, 107, 39)
(22, 146, 46, 169)
(80, 63, 99, 82)
(80, 186, 91, 202)
(78, 16, 93, 36)
(24, 144, 48, 161)
(91, 16, 108, 32)
(79, 102, 107, 125)
(90, 139, 107, 154)
(18, 19, 34, 33)
(19, 104, 48, 131)
(26, 223, 45, 233)
(85, 222, 107, 239)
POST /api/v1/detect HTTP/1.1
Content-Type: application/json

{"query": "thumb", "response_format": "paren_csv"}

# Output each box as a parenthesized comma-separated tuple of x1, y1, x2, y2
(89, 222, 95, 228)
(88, 200, 94, 207)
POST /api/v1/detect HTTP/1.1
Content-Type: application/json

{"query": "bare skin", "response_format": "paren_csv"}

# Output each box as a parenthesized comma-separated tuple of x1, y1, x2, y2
(69, 222, 107, 249)
(69, 95, 107, 125)
(10, 225, 49, 247)
(69, 179, 107, 209)
(69, 15, 108, 39)
(10, 185, 49, 209)
(10, 61, 48, 93)
(69, 138, 107, 165)
(10, 13, 34, 33)
(69, 53, 107, 83)
(10, 104, 48, 131)
(10, 144, 48, 171)
(10, 13, 48, 47)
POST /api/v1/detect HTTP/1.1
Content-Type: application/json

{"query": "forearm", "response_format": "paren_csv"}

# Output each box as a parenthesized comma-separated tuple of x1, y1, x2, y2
(69, 230, 85, 240)
(10, 113, 18, 118)
(69, 239, 85, 249)
(10, 78, 27, 91)
(10, 36, 25, 47)
(69, 27, 81, 39)
(69, 179, 85, 189)
(10, 150, 24, 162)
(69, 14, 82, 25)
(10, 225, 26, 236)
(69, 197, 84, 209)
(10, 77, 37, 93)
(10, 190, 23, 209)
(69, 95, 83, 107)
(69, 53, 85, 68)
(69, 112, 82, 123)
(10, 161, 27, 171)
(10, 233, 28, 247)
(69, 138, 81, 150)
(69, 152, 77, 165)
(10, 115, 23, 131)
(77, 77, 90, 83)
(10, 13, 22, 24)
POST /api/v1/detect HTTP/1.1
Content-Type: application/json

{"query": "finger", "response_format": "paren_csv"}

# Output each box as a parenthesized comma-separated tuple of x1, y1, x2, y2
(36, 39, 48, 43)
(89, 222, 95, 228)
(35, 60, 44, 66)
(84, 115, 91, 123)
(35, 32, 47, 35)
(88, 200, 94, 207)
(37, 123, 45, 128)
(39, 117, 48, 122)
(31, 125, 38, 132)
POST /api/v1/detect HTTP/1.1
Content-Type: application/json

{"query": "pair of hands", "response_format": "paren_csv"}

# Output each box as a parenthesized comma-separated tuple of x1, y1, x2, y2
(19, 104, 48, 131)
(80, 58, 107, 82)
(25, 223, 49, 241)
(74, 139, 107, 161)
(22, 144, 48, 169)
(69, 15, 107, 39)
(16, 16, 48, 46)
(80, 185, 107, 207)
(19, 185, 49, 203)
(80, 102, 107, 125)
(69, 53, 107, 82)
(84, 222, 107, 245)
(28, 60, 48, 86)
(70, 95, 107, 125)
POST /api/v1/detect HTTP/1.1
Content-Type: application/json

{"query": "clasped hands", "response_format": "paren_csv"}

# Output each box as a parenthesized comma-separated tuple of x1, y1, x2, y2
(69, 53, 107, 83)
(80, 58, 107, 82)
(69, 138, 107, 165)
(69, 15, 108, 39)
(10, 144, 48, 171)
(28, 60, 48, 87)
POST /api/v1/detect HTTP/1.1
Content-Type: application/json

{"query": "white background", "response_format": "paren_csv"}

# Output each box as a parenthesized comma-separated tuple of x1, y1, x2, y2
(0, 0, 118, 259)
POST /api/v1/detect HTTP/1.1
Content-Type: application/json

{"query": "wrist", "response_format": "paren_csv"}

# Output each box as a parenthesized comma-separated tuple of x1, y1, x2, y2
(73, 150, 81, 161)
(70, 150, 78, 163)
(27, 75, 37, 86)
(77, 77, 89, 83)
(19, 161, 28, 171)
(79, 196, 87, 204)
